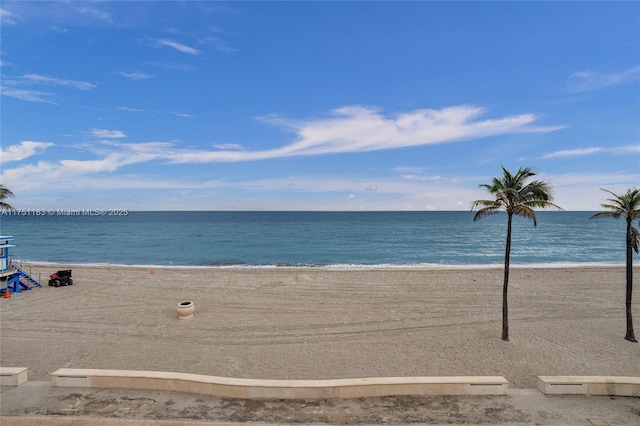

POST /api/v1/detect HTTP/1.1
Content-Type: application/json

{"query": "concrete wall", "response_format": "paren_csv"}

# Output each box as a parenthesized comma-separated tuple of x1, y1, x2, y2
(52, 368, 509, 399)
(537, 376, 640, 397)
(0, 367, 28, 386)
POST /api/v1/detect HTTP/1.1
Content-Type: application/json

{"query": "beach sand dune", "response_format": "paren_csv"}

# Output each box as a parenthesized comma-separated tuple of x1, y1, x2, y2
(1, 265, 639, 390)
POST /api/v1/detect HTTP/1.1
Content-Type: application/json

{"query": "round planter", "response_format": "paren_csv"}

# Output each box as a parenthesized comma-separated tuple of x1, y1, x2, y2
(177, 301, 194, 319)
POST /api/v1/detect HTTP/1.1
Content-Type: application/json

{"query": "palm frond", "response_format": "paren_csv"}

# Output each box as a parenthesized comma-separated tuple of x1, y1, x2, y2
(472, 166, 561, 221)
(526, 200, 564, 211)
(0, 186, 15, 211)
(625, 188, 640, 220)
(592, 188, 640, 219)
(500, 165, 513, 181)
(503, 187, 521, 202)
(630, 225, 640, 254)
(513, 166, 536, 182)
(480, 178, 505, 194)
(521, 181, 552, 200)
(590, 211, 621, 220)
(0, 185, 15, 201)
(470, 199, 501, 210)
(512, 205, 538, 226)
(473, 207, 501, 222)
(592, 187, 640, 254)
(599, 202, 624, 212)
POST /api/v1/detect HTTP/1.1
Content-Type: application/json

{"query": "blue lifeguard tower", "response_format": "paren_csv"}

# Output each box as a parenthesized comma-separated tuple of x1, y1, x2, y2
(1, 236, 42, 295)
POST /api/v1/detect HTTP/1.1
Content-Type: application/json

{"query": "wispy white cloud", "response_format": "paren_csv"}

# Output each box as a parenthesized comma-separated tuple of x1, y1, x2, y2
(392, 166, 426, 174)
(0, 138, 476, 205)
(541, 171, 640, 210)
(213, 143, 244, 150)
(77, 5, 112, 23)
(12, 104, 560, 168)
(4, 156, 636, 210)
(3, 2, 114, 28)
(400, 174, 444, 182)
(1, 73, 96, 103)
(0, 87, 56, 104)
(90, 129, 127, 139)
(118, 71, 155, 80)
(118, 106, 146, 112)
(153, 39, 200, 55)
(0, 105, 567, 204)
(118, 106, 192, 118)
(168, 105, 564, 163)
(1, 142, 174, 191)
(60, 153, 141, 174)
(545, 171, 639, 188)
(543, 144, 640, 159)
(543, 147, 604, 159)
(567, 66, 640, 93)
(0, 8, 21, 24)
(19, 73, 96, 90)
(1, 141, 54, 162)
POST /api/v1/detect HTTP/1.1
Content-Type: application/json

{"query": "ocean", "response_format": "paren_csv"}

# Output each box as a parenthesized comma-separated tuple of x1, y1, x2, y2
(0, 211, 633, 268)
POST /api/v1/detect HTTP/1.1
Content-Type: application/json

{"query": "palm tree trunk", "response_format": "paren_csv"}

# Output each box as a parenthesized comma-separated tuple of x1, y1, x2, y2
(625, 220, 637, 342)
(502, 213, 512, 341)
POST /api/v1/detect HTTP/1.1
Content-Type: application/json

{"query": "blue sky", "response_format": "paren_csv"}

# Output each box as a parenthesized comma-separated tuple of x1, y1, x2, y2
(1, 1, 638, 211)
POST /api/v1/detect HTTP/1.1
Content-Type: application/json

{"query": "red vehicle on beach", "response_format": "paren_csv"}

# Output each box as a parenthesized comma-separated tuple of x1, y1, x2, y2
(48, 270, 73, 287)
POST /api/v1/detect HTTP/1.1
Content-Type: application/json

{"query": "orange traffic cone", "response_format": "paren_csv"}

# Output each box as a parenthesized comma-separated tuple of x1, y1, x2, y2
(3, 289, 10, 298)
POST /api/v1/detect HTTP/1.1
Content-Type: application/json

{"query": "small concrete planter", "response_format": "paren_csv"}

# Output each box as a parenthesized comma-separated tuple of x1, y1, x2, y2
(177, 301, 194, 319)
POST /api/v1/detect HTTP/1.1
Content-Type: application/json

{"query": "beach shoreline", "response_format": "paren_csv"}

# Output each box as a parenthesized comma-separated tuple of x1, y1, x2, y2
(15, 260, 628, 271)
(1, 264, 638, 391)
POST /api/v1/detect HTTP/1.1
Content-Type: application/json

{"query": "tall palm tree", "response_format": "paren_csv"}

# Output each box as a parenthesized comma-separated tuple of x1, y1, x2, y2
(590, 188, 640, 343)
(471, 166, 562, 341)
(0, 185, 16, 210)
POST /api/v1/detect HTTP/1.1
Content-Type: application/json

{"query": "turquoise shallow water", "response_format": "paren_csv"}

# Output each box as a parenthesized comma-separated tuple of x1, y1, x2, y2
(0, 211, 633, 267)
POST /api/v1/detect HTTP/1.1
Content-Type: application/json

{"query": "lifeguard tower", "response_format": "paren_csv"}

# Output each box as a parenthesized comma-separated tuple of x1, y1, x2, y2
(1, 236, 42, 296)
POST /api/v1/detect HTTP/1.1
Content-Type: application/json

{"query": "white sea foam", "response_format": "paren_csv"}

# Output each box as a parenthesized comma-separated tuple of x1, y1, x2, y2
(26, 260, 624, 270)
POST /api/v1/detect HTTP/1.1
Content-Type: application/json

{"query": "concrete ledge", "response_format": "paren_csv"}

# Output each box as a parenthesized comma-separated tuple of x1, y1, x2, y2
(537, 376, 640, 396)
(51, 369, 509, 399)
(0, 367, 28, 386)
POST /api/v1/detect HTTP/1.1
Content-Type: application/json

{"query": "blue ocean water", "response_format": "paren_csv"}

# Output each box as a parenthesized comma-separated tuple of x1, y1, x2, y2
(0, 211, 633, 267)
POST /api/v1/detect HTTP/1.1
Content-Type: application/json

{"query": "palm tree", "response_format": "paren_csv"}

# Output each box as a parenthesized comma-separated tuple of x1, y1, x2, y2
(0, 185, 16, 210)
(471, 166, 562, 341)
(590, 188, 640, 343)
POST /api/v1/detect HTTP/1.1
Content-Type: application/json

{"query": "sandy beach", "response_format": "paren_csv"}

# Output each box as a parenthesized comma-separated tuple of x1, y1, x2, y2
(2, 264, 640, 424)
(2, 264, 638, 389)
